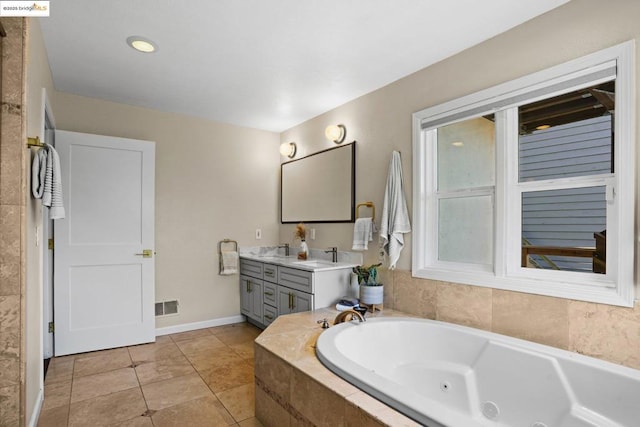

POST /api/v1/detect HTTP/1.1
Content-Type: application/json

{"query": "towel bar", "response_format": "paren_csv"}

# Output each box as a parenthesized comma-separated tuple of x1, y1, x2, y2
(356, 202, 375, 221)
(27, 136, 45, 148)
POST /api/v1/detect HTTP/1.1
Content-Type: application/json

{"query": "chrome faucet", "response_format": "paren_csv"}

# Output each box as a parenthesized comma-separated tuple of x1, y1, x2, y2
(325, 246, 338, 263)
(334, 310, 365, 324)
(278, 243, 290, 256)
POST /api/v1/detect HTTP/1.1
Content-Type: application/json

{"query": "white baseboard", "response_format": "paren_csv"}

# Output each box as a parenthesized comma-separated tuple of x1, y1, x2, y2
(27, 388, 44, 427)
(155, 314, 246, 336)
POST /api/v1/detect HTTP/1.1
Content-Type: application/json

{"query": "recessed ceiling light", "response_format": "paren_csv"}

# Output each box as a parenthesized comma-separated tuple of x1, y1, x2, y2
(126, 36, 157, 53)
(535, 124, 551, 130)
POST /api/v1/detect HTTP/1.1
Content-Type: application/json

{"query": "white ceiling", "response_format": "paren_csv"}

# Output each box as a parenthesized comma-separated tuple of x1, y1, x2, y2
(39, 0, 569, 132)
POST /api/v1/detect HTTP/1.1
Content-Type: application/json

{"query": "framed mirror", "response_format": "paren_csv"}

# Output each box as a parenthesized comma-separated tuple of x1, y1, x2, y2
(281, 142, 355, 223)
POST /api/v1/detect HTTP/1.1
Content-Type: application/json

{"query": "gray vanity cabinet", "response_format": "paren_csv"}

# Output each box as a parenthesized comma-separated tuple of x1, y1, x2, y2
(240, 256, 353, 329)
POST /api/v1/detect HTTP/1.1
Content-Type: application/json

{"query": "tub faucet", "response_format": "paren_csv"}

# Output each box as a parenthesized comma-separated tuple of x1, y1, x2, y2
(334, 310, 365, 325)
(325, 246, 338, 262)
(278, 243, 290, 256)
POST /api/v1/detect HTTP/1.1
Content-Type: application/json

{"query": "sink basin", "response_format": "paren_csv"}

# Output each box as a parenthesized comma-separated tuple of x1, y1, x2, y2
(293, 260, 336, 267)
(258, 255, 291, 261)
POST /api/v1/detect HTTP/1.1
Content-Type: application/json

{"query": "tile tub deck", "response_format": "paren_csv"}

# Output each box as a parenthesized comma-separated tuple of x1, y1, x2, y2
(254, 308, 419, 427)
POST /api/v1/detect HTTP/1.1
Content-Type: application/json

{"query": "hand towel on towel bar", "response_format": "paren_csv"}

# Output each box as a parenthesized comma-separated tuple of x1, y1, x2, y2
(379, 151, 411, 269)
(220, 250, 239, 275)
(31, 147, 47, 199)
(352, 217, 376, 251)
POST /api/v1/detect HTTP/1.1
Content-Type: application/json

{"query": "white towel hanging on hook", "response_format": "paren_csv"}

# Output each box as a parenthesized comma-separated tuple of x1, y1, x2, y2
(379, 151, 410, 269)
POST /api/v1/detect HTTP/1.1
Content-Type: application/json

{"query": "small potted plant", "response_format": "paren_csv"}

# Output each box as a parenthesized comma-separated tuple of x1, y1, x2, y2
(294, 222, 308, 260)
(353, 263, 383, 305)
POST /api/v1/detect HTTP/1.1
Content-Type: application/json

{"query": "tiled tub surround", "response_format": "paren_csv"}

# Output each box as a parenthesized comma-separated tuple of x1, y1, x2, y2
(255, 291, 640, 426)
(316, 317, 640, 427)
(387, 270, 640, 370)
(254, 308, 421, 427)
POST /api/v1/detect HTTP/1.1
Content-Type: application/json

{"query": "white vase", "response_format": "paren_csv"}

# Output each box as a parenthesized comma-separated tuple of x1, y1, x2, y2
(359, 284, 384, 305)
(298, 240, 309, 259)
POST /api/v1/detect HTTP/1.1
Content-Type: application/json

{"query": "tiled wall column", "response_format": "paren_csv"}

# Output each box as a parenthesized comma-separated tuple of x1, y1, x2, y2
(0, 17, 27, 427)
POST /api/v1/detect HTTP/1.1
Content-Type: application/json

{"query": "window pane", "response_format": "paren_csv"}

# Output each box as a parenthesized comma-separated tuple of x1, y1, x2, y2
(519, 82, 614, 182)
(439, 195, 493, 265)
(521, 186, 606, 273)
(437, 115, 495, 191)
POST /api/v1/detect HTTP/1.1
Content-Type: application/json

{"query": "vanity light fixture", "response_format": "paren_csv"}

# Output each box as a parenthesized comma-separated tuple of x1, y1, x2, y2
(126, 36, 157, 53)
(325, 124, 346, 144)
(451, 141, 464, 147)
(279, 142, 297, 159)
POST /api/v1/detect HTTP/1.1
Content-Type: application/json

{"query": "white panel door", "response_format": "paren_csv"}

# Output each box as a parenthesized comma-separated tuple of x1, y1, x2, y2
(54, 130, 155, 356)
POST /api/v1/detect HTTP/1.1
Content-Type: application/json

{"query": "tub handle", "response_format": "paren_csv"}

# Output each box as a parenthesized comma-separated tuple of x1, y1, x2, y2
(317, 318, 330, 329)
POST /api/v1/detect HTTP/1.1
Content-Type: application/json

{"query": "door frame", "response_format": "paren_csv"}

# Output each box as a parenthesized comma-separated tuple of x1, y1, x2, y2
(41, 89, 55, 360)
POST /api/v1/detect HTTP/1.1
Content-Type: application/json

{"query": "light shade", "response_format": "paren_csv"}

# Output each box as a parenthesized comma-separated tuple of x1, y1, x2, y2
(325, 124, 346, 144)
(279, 142, 297, 158)
(126, 36, 157, 53)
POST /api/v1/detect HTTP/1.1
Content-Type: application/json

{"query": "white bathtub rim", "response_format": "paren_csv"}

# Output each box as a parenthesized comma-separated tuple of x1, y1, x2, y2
(316, 317, 640, 427)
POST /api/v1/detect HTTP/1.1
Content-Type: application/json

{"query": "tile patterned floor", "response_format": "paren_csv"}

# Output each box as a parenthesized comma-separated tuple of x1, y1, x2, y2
(37, 322, 264, 427)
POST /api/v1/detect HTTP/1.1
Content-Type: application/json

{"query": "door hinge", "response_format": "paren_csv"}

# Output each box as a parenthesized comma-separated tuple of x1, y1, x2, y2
(48, 322, 54, 333)
(48, 239, 54, 250)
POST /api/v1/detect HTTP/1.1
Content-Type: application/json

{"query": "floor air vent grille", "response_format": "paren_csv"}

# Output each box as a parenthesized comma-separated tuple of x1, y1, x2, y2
(155, 300, 179, 316)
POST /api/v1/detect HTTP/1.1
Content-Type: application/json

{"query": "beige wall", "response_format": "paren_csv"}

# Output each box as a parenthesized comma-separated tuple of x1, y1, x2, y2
(24, 18, 55, 426)
(280, 0, 640, 367)
(51, 92, 281, 328)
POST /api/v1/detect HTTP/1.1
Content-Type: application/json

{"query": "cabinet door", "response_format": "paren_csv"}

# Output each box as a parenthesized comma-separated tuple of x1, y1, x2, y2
(250, 280, 263, 321)
(240, 275, 252, 316)
(240, 275, 263, 322)
(277, 286, 313, 315)
(277, 286, 294, 315)
(291, 290, 312, 314)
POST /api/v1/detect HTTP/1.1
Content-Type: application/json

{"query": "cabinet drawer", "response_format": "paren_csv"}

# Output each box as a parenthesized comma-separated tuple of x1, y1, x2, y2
(263, 282, 277, 307)
(278, 267, 313, 293)
(263, 305, 277, 326)
(263, 264, 278, 282)
(240, 259, 263, 279)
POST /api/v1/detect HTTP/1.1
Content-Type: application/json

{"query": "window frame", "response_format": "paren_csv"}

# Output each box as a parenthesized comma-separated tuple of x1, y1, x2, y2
(412, 41, 635, 307)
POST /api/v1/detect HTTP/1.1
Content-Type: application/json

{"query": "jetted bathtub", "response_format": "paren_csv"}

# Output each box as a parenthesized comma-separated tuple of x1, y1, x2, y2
(316, 317, 640, 427)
